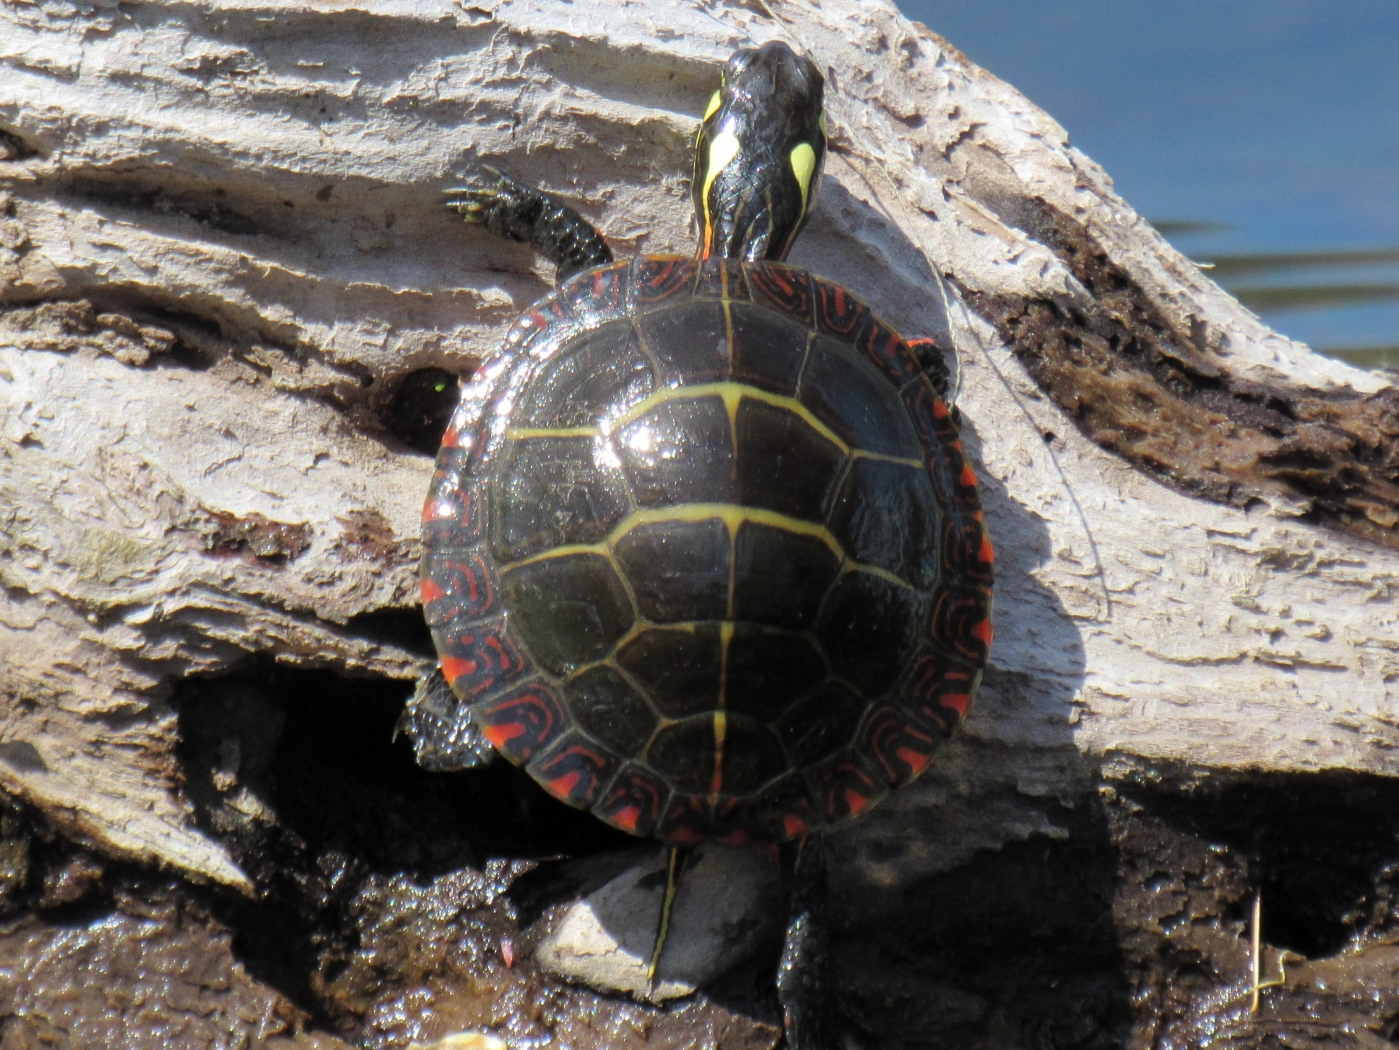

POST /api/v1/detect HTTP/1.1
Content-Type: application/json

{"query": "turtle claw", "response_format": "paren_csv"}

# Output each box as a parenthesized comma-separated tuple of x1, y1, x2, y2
(444, 170, 534, 228)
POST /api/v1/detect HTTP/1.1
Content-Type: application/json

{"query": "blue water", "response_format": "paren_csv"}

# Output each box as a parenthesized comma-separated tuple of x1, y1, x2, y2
(895, 0, 1399, 369)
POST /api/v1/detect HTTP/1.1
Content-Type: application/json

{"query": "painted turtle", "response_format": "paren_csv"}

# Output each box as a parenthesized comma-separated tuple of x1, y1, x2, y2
(407, 39, 993, 1045)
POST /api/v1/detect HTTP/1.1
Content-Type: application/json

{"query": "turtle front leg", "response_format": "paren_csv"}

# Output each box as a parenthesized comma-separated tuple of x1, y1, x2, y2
(446, 168, 614, 282)
(394, 668, 497, 772)
(777, 835, 838, 1050)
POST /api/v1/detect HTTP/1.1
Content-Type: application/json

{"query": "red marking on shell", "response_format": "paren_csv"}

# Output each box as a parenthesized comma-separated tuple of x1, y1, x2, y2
(860, 705, 939, 786)
(782, 814, 808, 838)
(631, 256, 696, 304)
(940, 691, 971, 718)
(484, 722, 525, 747)
(844, 789, 870, 816)
(746, 263, 814, 322)
(548, 771, 583, 799)
(901, 379, 959, 447)
(435, 621, 528, 697)
(594, 765, 668, 839)
(856, 319, 920, 385)
(897, 650, 979, 731)
(658, 794, 709, 846)
(530, 736, 620, 808)
(959, 462, 979, 489)
(813, 278, 870, 337)
(810, 756, 886, 824)
(472, 680, 565, 764)
(422, 550, 498, 626)
(895, 746, 932, 777)
(421, 480, 484, 548)
(420, 577, 445, 605)
(930, 588, 994, 663)
(942, 517, 995, 585)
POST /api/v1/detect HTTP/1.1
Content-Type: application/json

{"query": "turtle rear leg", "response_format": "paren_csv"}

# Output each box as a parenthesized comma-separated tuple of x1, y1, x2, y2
(777, 835, 838, 1050)
(395, 667, 496, 772)
(446, 168, 613, 282)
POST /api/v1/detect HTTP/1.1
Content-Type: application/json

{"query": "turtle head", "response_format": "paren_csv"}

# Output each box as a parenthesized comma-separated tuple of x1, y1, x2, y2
(693, 41, 827, 262)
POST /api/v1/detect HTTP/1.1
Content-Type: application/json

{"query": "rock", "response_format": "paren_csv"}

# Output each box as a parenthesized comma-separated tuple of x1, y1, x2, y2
(536, 844, 781, 1002)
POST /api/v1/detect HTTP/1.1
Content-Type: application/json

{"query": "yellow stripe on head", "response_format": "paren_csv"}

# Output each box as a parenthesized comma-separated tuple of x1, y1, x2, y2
(700, 130, 741, 255)
(790, 141, 817, 215)
(704, 90, 722, 121)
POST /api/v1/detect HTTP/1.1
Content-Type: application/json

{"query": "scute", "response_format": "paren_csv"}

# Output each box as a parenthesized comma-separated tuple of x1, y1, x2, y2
(734, 399, 844, 521)
(566, 666, 658, 757)
(730, 522, 840, 630)
(513, 321, 655, 428)
(828, 458, 942, 589)
(615, 396, 735, 507)
(728, 302, 811, 393)
(614, 517, 730, 622)
(491, 436, 630, 561)
(634, 300, 730, 385)
(799, 334, 922, 459)
(616, 625, 722, 718)
(501, 554, 634, 675)
(816, 572, 923, 696)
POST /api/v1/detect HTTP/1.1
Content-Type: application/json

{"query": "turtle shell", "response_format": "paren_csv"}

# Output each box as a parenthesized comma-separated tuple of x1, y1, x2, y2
(420, 255, 993, 846)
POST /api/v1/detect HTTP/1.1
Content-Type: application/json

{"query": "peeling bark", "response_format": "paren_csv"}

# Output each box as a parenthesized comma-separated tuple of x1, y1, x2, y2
(0, 0, 1393, 940)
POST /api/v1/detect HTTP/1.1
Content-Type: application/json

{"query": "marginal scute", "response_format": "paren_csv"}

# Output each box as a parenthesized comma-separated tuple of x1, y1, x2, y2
(859, 704, 940, 786)
(806, 749, 888, 825)
(471, 678, 567, 764)
(421, 548, 499, 626)
(435, 618, 532, 700)
(746, 263, 814, 324)
(527, 731, 621, 808)
(501, 554, 634, 675)
(560, 261, 630, 328)
(592, 762, 670, 837)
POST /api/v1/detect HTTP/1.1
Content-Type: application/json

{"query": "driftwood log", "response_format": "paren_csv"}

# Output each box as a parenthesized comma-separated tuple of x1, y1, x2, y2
(1, 0, 1397, 1045)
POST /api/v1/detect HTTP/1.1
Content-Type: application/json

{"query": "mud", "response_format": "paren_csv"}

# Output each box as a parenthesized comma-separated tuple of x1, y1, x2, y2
(958, 202, 1399, 550)
(2, 667, 1398, 1048)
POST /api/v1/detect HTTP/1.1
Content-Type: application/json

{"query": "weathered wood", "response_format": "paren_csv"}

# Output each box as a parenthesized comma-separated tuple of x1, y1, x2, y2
(0, 0, 1394, 896)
